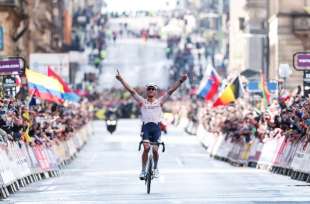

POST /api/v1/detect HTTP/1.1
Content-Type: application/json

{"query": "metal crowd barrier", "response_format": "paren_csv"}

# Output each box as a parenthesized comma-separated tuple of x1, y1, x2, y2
(0, 123, 92, 199)
(197, 124, 310, 183)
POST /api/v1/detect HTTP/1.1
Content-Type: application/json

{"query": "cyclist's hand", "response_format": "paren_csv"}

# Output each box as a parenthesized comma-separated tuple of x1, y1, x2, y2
(116, 69, 122, 81)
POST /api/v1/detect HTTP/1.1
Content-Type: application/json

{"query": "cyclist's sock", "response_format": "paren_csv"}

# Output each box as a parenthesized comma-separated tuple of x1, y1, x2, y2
(142, 164, 146, 172)
(153, 160, 158, 169)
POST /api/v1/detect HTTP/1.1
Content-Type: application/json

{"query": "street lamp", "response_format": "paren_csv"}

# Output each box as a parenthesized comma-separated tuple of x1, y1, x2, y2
(278, 63, 292, 90)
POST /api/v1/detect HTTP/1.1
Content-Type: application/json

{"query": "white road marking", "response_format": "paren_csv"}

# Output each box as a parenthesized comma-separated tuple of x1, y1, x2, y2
(76, 167, 264, 177)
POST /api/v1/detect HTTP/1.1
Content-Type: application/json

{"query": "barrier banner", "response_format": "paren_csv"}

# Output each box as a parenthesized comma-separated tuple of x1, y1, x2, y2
(207, 133, 220, 155)
(227, 141, 244, 164)
(301, 143, 310, 173)
(240, 142, 252, 162)
(291, 141, 310, 173)
(197, 121, 310, 181)
(33, 145, 50, 171)
(196, 124, 219, 153)
(63, 142, 71, 161)
(13, 142, 31, 179)
(0, 123, 92, 192)
(273, 140, 298, 168)
(55, 143, 67, 163)
(26, 145, 40, 173)
(212, 135, 233, 159)
(247, 138, 263, 164)
(21, 143, 33, 176)
(0, 143, 16, 186)
(67, 138, 77, 156)
(0, 145, 12, 186)
(257, 136, 283, 167)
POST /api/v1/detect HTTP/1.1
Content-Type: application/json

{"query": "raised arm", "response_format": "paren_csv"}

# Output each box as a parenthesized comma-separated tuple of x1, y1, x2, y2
(160, 74, 188, 105)
(167, 74, 188, 96)
(116, 70, 136, 95)
(116, 70, 143, 103)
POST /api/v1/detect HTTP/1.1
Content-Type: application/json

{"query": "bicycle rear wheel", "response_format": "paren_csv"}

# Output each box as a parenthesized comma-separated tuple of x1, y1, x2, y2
(146, 158, 153, 194)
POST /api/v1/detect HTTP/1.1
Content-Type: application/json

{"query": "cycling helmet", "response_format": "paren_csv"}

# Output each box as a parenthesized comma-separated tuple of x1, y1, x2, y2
(145, 83, 158, 90)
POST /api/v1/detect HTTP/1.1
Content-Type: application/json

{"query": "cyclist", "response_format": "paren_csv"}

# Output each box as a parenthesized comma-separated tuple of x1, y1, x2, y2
(116, 70, 187, 179)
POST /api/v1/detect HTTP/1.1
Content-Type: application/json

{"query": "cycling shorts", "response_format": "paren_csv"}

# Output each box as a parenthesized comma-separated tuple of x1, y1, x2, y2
(141, 122, 161, 143)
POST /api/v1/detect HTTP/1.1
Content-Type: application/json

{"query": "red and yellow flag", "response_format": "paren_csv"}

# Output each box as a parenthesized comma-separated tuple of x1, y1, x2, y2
(260, 73, 270, 106)
(213, 76, 242, 107)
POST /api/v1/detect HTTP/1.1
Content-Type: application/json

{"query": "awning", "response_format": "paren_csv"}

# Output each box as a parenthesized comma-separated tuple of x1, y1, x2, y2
(240, 69, 260, 78)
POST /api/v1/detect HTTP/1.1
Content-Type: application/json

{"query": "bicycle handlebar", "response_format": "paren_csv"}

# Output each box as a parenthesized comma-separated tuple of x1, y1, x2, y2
(138, 141, 165, 152)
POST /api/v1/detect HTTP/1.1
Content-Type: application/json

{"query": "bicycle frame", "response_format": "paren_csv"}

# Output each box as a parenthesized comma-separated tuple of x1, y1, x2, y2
(138, 141, 165, 194)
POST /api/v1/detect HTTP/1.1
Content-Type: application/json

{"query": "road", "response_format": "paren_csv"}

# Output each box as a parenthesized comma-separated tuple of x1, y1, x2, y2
(4, 119, 310, 204)
(99, 38, 170, 89)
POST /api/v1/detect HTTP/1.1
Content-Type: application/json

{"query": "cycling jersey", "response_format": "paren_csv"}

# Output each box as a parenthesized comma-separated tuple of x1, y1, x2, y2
(133, 93, 169, 124)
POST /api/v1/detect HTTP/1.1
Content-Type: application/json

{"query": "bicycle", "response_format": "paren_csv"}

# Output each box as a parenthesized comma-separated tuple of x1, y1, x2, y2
(138, 141, 165, 194)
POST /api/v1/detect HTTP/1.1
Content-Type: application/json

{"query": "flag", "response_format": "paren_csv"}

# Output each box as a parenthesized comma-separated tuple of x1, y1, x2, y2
(48, 66, 71, 92)
(21, 124, 32, 143)
(15, 75, 21, 93)
(197, 67, 221, 101)
(29, 97, 36, 106)
(48, 67, 80, 102)
(260, 73, 270, 106)
(213, 76, 243, 107)
(26, 69, 64, 104)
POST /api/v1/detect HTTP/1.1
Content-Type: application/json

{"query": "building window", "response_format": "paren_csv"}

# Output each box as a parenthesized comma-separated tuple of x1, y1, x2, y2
(239, 17, 245, 30)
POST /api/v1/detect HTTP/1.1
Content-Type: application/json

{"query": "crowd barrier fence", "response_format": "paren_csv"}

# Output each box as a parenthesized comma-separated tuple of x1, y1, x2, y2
(0, 123, 92, 199)
(197, 124, 310, 183)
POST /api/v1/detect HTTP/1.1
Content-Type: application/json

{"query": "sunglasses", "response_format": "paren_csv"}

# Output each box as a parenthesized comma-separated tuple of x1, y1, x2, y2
(147, 87, 156, 91)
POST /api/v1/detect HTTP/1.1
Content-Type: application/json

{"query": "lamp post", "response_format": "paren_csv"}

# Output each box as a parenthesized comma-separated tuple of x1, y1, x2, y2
(278, 63, 292, 90)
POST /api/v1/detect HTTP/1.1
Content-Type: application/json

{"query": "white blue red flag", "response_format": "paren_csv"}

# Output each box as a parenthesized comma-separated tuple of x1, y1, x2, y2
(197, 66, 221, 101)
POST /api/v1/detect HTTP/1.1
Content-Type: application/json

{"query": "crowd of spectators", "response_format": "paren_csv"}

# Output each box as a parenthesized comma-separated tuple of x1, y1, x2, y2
(167, 36, 200, 86)
(166, 34, 224, 91)
(92, 89, 140, 119)
(0, 98, 92, 147)
(200, 90, 310, 148)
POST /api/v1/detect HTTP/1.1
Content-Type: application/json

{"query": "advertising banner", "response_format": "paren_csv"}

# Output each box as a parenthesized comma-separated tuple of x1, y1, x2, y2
(0, 59, 22, 74)
(294, 52, 310, 71)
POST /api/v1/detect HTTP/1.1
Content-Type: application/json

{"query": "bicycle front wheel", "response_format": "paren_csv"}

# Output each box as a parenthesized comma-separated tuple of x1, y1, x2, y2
(146, 159, 153, 194)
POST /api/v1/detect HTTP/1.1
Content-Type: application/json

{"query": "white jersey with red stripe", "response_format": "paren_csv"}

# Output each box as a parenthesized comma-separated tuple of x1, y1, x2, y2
(133, 93, 169, 124)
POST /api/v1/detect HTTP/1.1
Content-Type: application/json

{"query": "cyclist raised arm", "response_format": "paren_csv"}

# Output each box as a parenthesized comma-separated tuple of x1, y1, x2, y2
(116, 70, 143, 105)
(160, 73, 188, 105)
(116, 70, 187, 180)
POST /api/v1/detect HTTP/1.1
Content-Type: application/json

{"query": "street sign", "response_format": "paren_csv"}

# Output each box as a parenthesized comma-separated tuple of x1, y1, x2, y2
(0, 27, 3, 50)
(293, 52, 310, 71)
(0, 58, 23, 74)
(279, 64, 292, 78)
(3, 75, 16, 88)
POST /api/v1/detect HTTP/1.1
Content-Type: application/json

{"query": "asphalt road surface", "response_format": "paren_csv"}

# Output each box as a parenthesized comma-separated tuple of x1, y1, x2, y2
(5, 120, 310, 204)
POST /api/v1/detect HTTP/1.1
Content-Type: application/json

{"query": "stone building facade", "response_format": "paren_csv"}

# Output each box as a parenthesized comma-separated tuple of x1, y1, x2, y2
(228, 0, 310, 91)
(268, 0, 310, 90)
(228, 0, 247, 76)
(0, 0, 28, 59)
(0, 0, 73, 61)
(228, 0, 268, 80)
